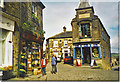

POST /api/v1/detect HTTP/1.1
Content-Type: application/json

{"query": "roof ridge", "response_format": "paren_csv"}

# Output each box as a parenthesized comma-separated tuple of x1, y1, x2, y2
(48, 31, 72, 39)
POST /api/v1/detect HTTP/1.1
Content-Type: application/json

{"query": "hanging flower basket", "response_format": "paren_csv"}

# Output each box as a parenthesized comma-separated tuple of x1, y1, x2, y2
(22, 14, 45, 39)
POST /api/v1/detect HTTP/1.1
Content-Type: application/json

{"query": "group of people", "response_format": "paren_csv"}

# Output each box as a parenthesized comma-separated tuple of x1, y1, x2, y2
(41, 54, 57, 76)
(51, 54, 57, 74)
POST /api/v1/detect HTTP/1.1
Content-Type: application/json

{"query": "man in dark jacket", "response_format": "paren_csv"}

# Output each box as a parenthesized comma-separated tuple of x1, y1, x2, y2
(55, 55, 57, 73)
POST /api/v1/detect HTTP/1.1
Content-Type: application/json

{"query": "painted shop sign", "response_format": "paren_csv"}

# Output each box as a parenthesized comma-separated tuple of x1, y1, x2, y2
(22, 32, 43, 43)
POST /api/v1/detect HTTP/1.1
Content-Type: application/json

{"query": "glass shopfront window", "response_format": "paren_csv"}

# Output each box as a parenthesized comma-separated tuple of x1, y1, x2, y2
(92, 47, 99, 58)
(75, 48, 81, 59)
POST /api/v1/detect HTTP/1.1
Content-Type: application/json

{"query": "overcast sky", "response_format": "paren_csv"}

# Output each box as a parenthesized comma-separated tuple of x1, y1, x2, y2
(41, 0, 119, 53)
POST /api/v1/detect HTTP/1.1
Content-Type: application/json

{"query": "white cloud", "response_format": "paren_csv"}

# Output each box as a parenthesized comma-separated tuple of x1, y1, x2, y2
(110, 36, 119, 53)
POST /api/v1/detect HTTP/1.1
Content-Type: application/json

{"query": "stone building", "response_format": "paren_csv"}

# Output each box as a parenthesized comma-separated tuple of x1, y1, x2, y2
(46, 26, 73, 62)
(71, 0, 111, 70)
(0, 1, 45, 79)
(0, 1, 16, 79)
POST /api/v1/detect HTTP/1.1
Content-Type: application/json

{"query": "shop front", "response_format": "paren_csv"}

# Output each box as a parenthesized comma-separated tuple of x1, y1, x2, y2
(18, 31, 44, 76)
(73, 41, 101, 66)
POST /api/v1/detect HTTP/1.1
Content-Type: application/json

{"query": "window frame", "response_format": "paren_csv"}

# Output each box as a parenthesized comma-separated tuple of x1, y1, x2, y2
(32, 3, 37, 16)
(53, 40, 58, 47)
(80, 23, 91, 38)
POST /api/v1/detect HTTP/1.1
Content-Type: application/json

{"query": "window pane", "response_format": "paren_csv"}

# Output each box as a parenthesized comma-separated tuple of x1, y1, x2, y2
(75, 48, 81, 58)
(92, 47, 99, 58)
(54, 40, 58, 47)
(81, 23, 90, 37)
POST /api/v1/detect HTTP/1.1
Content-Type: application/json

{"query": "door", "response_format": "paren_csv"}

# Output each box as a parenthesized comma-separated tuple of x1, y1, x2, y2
(82, 47, 91, 64)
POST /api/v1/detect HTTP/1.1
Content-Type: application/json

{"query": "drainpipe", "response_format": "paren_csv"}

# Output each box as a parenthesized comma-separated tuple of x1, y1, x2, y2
(18, 1, 22, 77)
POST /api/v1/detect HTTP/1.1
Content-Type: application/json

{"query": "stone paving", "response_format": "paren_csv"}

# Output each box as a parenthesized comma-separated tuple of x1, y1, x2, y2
(8, 61, 119, 81)
(45, 62, 119, 81)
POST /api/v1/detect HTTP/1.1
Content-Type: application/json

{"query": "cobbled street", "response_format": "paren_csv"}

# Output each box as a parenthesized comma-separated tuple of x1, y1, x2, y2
(45, 62, 119, 81)
(9, 61, 119, 81)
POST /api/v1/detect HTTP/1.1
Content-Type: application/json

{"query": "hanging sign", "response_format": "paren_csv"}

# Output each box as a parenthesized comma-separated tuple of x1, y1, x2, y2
(22, 32, 44, 43)
(77, 59, 81, 66)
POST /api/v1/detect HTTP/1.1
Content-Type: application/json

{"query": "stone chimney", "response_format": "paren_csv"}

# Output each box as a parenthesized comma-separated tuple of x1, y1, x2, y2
(63, 26, 66, 32)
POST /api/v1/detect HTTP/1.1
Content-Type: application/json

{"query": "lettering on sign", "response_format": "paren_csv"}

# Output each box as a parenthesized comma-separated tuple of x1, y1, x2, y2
(79, 13, 90, 18)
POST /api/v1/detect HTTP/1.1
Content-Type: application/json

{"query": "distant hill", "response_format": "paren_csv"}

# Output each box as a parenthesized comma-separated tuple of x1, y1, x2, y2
(111, 53, 119, 59)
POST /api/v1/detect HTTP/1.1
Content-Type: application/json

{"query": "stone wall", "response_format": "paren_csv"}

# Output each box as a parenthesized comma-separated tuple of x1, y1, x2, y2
(47, 38, 73, 62)
(3, 2, 45, 77)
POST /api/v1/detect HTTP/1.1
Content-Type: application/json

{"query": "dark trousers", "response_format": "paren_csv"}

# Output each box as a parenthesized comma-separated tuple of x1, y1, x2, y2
(55, 65, 57, 72)
(52, 65, 56, 73)
(42, 67, 46, 75)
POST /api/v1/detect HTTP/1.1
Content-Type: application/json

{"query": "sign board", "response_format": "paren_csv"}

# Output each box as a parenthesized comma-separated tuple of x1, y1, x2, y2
(0, 16, 14, 31)
(77, 59, 81, 66)
(91, 59, 94, 66)
(79, 13, 90, 18)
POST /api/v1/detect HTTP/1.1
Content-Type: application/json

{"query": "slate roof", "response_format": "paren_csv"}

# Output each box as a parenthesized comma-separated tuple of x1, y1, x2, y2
(47, 31, 72, 40)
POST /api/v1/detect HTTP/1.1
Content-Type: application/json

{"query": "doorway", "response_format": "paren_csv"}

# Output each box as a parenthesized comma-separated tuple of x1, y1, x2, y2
(82, 47, 91, 64)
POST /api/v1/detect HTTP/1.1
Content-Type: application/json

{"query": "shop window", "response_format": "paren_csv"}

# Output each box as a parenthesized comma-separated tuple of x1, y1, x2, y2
(53, 40, 58, 47)
(80, 23, 91, 38)
(64, 40, 68, 47)
(32, 3, 37, 16)
(75, 48, 81, 59)
(103, 48, 105, 58)
(92, 47, 99, 58)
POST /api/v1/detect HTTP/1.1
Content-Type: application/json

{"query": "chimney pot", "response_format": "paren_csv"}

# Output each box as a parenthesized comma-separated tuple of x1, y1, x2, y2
(63, 26, 66, 32)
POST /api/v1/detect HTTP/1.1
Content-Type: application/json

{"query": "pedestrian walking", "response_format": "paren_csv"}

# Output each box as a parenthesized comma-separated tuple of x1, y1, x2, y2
(51, 54, 56, 74)
(41, 55, 47, 76)
(55, 55, 57, 73)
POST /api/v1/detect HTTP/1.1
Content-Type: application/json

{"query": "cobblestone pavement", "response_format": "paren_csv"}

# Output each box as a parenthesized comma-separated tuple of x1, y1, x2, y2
(8, 62, 119, 81)
(45, 62, 119, 81)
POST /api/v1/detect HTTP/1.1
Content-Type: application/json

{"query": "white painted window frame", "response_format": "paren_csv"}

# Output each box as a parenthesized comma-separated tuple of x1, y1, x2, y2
(53, 40, 58, 47)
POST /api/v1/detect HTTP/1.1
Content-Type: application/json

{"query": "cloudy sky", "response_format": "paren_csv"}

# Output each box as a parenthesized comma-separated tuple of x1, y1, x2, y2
(41, 0, 119, 53)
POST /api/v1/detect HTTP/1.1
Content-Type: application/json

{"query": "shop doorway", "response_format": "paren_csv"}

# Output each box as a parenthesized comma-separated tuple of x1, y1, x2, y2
(82, 47, 91, 64)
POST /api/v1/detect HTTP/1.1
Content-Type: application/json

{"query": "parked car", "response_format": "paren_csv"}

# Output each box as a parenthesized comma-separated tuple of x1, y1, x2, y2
(64, 56, 73, 65)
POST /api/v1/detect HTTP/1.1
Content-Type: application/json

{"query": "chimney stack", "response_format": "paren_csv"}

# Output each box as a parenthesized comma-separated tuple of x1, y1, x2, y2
(63, 26, 66, 32)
